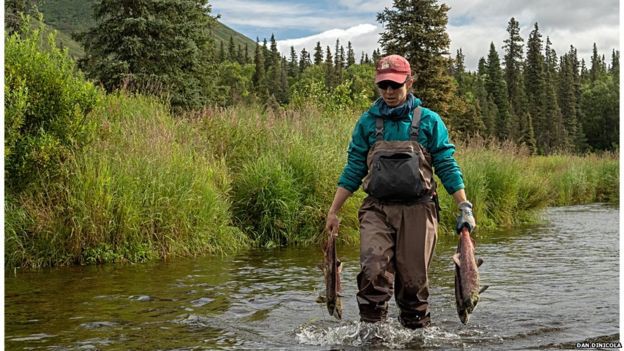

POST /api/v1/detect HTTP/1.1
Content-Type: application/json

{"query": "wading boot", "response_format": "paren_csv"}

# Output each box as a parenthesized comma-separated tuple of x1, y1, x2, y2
(398, 311, 431, 329)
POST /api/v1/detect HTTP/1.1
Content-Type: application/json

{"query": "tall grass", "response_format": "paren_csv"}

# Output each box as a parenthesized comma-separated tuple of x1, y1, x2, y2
(6, 93, 248, 268)
(6, 95, 619, 269)
(435, 139, 619, 234)
(196, 104, 365, 246)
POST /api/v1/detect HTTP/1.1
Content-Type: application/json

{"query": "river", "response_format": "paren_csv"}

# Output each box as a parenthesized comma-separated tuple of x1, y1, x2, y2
(4, 204, 620, 350)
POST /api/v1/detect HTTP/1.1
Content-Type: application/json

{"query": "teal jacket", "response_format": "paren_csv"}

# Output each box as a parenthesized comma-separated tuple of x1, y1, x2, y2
(338, 94, 465, 195)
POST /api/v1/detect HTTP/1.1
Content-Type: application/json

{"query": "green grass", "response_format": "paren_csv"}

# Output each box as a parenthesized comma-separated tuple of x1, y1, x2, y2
(6, 94, 248, 268)
(5, 95, 619, 269)
(436, 139, 619, 234)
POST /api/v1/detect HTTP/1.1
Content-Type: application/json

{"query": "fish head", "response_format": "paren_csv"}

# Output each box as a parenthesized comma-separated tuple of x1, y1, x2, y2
(457, 292, 480, 324)
(459, 310, 470, 324)
(327, 298, 343, 320)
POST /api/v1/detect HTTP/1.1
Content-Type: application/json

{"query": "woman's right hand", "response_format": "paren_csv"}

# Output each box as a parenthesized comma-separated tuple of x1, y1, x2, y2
(325, 212, 340, 236)
(325, 187, 352, 236)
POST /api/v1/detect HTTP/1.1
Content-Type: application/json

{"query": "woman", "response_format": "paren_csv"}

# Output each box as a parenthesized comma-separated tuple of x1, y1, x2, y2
(325, 54, 475, 329)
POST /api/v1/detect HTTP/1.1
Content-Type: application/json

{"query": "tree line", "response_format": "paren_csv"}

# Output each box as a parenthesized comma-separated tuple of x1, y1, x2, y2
(450, 20, 619, 154)
(5, 0, 619, 154)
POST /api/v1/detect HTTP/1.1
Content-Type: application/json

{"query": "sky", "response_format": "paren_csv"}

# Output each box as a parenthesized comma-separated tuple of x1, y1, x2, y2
(210, 0, 620, 71)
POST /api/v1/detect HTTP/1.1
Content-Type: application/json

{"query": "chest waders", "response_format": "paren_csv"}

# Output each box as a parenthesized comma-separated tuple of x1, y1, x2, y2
(356, 107, 439, 329)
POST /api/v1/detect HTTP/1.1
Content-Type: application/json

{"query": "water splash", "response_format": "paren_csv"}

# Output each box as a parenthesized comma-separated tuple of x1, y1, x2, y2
(295, 319, 465, 349)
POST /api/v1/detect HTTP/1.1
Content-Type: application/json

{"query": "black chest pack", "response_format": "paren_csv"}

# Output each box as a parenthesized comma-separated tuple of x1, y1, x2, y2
(362, 106, 436, 202)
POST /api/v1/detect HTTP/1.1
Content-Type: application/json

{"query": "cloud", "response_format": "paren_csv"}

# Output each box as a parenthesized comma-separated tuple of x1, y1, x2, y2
(211, 0, 375, 32)
(446, 0, 619, 31)
(448, 23, 506, 70)
(444, 0, 620, 68)
(211, 0, 311, 17)
(224, 16, 373, 32)
(335, 0, 393, 13)
(277, 24, 381, 59)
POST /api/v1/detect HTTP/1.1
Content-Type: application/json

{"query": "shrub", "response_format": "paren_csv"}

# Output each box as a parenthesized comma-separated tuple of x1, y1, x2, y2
(5, 16, 100, 192)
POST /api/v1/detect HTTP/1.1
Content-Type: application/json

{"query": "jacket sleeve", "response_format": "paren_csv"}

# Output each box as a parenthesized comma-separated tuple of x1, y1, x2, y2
(424, 111, 465, 195)
(337, 115, 371, 192)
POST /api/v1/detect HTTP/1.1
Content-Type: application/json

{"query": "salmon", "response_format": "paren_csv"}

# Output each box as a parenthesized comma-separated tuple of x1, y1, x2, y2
(453, 227, 488, 324)
(323, 231, 343, 319)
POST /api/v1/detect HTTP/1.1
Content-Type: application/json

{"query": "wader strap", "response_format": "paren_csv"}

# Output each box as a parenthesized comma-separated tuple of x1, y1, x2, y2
(410, 107, 422, 141)
(375, 106, 422, 142)
(375, 117, 384, 142)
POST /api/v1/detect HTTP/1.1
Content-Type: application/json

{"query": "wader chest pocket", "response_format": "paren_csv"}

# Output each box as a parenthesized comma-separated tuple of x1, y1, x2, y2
(367, 151, 425, 200)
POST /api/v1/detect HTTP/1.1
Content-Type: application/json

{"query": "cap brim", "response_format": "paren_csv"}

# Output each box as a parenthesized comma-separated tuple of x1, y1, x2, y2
(375, 72, 408, 84)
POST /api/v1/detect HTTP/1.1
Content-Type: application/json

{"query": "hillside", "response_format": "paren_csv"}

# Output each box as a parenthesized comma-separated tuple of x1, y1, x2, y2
(38, 0, 257, 57)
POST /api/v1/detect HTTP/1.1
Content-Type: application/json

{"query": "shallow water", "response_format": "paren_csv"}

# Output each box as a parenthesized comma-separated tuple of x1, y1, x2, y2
(5, 204, 620, 350)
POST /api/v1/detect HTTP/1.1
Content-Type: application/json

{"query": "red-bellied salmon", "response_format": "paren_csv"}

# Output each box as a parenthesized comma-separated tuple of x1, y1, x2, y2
(454, 227, 488, 324)
(323, 231, 343, 319)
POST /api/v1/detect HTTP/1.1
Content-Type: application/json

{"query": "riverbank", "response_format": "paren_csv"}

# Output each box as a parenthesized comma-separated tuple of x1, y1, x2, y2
(5, 93, 619, 268)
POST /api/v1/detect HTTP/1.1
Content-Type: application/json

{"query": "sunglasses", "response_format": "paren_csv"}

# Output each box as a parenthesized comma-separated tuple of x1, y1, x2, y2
(377, 80, 406, 90)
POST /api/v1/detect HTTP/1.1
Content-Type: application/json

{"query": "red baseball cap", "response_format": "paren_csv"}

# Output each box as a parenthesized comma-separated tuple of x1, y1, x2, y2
(375, 54, 411, 84)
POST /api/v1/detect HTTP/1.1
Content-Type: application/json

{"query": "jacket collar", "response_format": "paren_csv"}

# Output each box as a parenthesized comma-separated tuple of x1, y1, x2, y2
(368, 93, 422, 121)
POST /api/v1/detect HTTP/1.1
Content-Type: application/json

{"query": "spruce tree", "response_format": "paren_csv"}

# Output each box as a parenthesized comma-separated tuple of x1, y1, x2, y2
(503, 18, 524, 101)
(339, 46, 346, 69)
(325, 46, 335, 89)
(228, 36, 236, 61)
(610, 49, 620, 81)
(559, 52, 580, 150)
(236, 44, 242, 63)
(569, 46, 587, 151)
(334, 39, 344, 84)
(314, 42, 323, 65)
(474, 75, 497, 137)
(452, 49, 465, 102)
(378, 0, 456, 117)
(485, 42, 511, 140)
(346, 41, 356, 67)
(278, 56, 290, 103)
(502, 17, 526, 140)
(253, 42, 268, 99)
(269, 34, 279, 65)
(453, 49, 465, 84)
(477, 57, 487, 76)
(288, 46, 299, 79)
(580, 59, 590, 83)
(524, 23, 548, 153)
(78, 0, 216, 109)
(546, 84, 566, 152)
(334, 39, 341, 67)
(590, 43, 604, 82)
(299, 48, 311, 72)
(267, 34, 282, 100)
(543, 37, 566, 152)
(371, 49, 381, 63)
